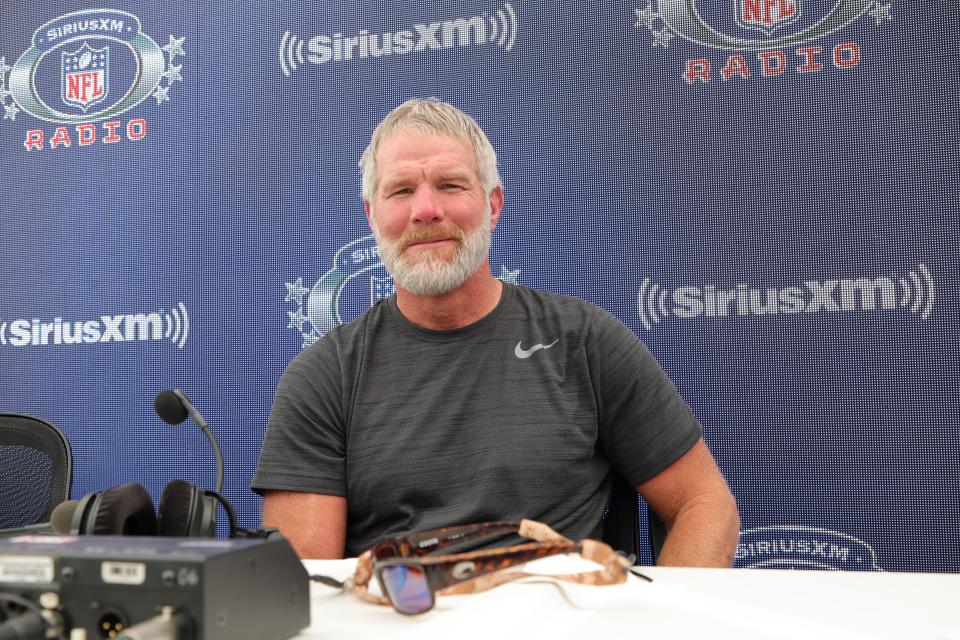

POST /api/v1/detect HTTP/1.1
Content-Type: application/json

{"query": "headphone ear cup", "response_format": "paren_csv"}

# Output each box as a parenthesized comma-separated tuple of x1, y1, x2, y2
(158, 479, 217, 537)
(84, 483, 157, 535)
(68, 491, 100, 534)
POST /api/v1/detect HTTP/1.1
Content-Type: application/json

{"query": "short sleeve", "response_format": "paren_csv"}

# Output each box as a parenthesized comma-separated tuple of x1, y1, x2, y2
(587, 307, 701, 486)
(251, 338, 348, 496)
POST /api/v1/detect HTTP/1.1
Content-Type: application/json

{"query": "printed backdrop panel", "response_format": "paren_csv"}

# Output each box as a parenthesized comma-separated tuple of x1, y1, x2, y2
(0, 1, 957, 571)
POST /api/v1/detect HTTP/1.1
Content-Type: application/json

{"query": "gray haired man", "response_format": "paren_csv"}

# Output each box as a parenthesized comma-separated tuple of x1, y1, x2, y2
(253, 98, 740, 565)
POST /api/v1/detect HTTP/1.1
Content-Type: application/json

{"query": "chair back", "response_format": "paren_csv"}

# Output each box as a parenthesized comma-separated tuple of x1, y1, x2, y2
(0, 413, 72, 528)
(601, 470, 666, 565)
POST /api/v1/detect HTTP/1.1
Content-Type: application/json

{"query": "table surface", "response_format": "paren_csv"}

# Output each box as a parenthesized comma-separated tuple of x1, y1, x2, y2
(294, 556, 960, 639)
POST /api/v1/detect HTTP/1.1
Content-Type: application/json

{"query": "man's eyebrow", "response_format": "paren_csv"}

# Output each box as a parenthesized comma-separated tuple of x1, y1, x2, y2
(379, 176, 413, 193)
(436, 171, 473, 183)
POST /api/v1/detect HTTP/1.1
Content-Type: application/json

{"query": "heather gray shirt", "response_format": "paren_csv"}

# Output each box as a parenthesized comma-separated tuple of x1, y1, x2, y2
(253, 284, 700, 557)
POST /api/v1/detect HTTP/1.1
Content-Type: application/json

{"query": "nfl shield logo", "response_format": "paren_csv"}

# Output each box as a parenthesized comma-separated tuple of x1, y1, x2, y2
(735, 0, 801, 35)
(62, 42, 109, 111)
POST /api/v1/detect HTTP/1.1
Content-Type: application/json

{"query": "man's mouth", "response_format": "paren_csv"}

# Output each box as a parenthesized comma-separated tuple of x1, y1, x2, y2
(407, 238, 455, 248)
(401, 229, 463, 251)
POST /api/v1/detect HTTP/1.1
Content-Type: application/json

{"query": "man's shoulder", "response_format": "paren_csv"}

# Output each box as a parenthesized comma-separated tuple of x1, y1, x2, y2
(507, 284, 610, 323)
(290, 298, 394, 368)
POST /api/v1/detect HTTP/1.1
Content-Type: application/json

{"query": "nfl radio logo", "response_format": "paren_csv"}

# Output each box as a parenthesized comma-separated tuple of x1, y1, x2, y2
(735, 0, 801, 35)
(61, 42, 109, 111)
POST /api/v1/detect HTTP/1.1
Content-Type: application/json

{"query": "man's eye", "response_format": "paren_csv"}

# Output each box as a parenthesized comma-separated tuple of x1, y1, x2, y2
(440, 183, 462, 190)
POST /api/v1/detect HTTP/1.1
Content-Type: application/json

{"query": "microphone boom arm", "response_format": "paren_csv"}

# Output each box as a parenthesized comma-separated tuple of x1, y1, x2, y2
(198, 421, 225, 496)
(171, 389, 225, 495)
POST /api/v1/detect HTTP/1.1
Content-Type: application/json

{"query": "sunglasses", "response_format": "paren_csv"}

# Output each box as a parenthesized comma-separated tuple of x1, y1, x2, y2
(345, 519, 634, 615)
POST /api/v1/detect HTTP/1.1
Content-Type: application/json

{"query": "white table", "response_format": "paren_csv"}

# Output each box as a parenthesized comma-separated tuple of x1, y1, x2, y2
(294, 557, 960, 639)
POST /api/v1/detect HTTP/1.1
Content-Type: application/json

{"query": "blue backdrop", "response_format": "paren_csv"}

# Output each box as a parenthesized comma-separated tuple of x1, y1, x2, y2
(1, 0, 956, 572)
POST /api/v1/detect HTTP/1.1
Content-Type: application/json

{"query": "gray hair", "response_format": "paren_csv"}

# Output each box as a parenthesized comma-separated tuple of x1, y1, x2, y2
(359, 97, 502, 204)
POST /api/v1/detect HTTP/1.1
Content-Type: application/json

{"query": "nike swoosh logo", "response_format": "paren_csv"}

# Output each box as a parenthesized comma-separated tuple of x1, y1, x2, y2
(515, 339, 559, 359)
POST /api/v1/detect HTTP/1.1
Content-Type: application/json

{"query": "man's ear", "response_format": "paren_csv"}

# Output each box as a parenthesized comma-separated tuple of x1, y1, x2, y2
(489, 186, 504, 230)
(364, 200, 374, 230)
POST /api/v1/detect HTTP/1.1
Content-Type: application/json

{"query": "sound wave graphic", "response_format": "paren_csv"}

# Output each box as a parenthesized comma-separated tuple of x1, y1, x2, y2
(279, 30, 306, 78)
(638, 278, 671, 331)
(163, 302, 190, 349)
(487, 3, 518, 51)
(897, 263, 935, 320)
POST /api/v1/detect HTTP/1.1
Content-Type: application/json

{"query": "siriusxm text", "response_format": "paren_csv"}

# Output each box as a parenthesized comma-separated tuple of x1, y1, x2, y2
(671, 277, 897, 318)
(46, 18, 125, 44)
(308, 16, 487, 64)
(736, 538, 852, 563)
(2, 314, 165, 347)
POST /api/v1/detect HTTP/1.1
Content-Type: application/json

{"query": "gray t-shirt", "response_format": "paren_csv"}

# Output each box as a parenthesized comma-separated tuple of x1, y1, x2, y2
(252, 284, 701, 556)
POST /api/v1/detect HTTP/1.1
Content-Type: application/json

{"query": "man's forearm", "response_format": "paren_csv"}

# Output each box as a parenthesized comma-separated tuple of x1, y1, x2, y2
(656, 493, 740, 567)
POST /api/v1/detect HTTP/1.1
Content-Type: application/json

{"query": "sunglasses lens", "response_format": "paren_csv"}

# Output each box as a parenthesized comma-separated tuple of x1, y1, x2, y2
(381, 565, 432, 614)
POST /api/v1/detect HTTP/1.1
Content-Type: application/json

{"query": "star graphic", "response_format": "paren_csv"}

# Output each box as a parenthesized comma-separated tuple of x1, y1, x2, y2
(652, 28, 674, 48)
(285, 278, 310, 305)
(499, 265, 521, 284)
(287, 307, 307, 332)
(153, 84, 170, 104)
(3, 101, 19, 121)
(162, 64, 183, 83)
(0, 56, 11, 76)
(162, 35, 186, 59)
(869, 2, 892, 24)
(302, 331, 319, 348)
(635, 5, 658, 31)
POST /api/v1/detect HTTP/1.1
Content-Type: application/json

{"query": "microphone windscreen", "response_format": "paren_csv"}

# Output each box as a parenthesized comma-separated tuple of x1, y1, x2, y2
(51, 500, 80, 534)
(155, 389, 189, 425)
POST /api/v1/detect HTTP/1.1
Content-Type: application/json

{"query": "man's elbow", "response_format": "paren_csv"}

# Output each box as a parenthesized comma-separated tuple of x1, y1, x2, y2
(718, 491, 741, 566)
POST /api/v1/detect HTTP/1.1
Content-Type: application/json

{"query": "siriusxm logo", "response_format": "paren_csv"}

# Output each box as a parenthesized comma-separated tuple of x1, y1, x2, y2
(280, 3, 518, 76)
(638, 264, 934, 330)
(0, 303, 189, 349)
(736, 526, 881, 570)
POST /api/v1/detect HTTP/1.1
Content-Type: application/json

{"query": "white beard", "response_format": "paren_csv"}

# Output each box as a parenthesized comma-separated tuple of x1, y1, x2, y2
(372, 206, 492, 296)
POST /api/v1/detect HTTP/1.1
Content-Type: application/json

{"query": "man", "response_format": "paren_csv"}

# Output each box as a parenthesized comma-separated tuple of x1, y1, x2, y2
(253, 98, 739, 566)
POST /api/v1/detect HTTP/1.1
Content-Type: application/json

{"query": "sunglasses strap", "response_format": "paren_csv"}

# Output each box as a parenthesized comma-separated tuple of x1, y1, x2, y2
(345, 549, 391, 605)
(440, 539, 631, 597)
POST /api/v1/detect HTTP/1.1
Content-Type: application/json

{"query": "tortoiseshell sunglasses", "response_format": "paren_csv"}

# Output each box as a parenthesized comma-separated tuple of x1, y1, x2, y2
(344, 519, 639, 615)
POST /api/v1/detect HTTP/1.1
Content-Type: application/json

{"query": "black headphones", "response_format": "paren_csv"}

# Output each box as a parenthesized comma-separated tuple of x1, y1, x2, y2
(60, 390, 276, 539)
(66, 479, 218, 537)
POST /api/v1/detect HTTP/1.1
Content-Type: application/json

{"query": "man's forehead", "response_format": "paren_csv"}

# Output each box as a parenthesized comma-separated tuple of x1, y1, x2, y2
(376, 129, 477, 169)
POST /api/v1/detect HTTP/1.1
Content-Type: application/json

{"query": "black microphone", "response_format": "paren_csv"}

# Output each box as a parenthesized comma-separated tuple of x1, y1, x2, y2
(154, 390, 224, 494)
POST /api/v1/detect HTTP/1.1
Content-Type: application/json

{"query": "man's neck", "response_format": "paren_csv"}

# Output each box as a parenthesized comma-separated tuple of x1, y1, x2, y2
(395, 262, 504, 330)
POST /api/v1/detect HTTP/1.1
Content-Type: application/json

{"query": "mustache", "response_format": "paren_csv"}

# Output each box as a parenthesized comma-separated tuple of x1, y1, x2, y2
(399, 225, 465, 251)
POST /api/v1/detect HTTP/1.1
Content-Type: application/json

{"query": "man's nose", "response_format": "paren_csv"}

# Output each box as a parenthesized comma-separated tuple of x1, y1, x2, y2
(409, 186, 444, 223)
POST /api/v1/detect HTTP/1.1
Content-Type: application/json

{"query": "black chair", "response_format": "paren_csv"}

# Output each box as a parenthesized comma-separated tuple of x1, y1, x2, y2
(0, 413, 72, 530)
(601, 471, 666, 565)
